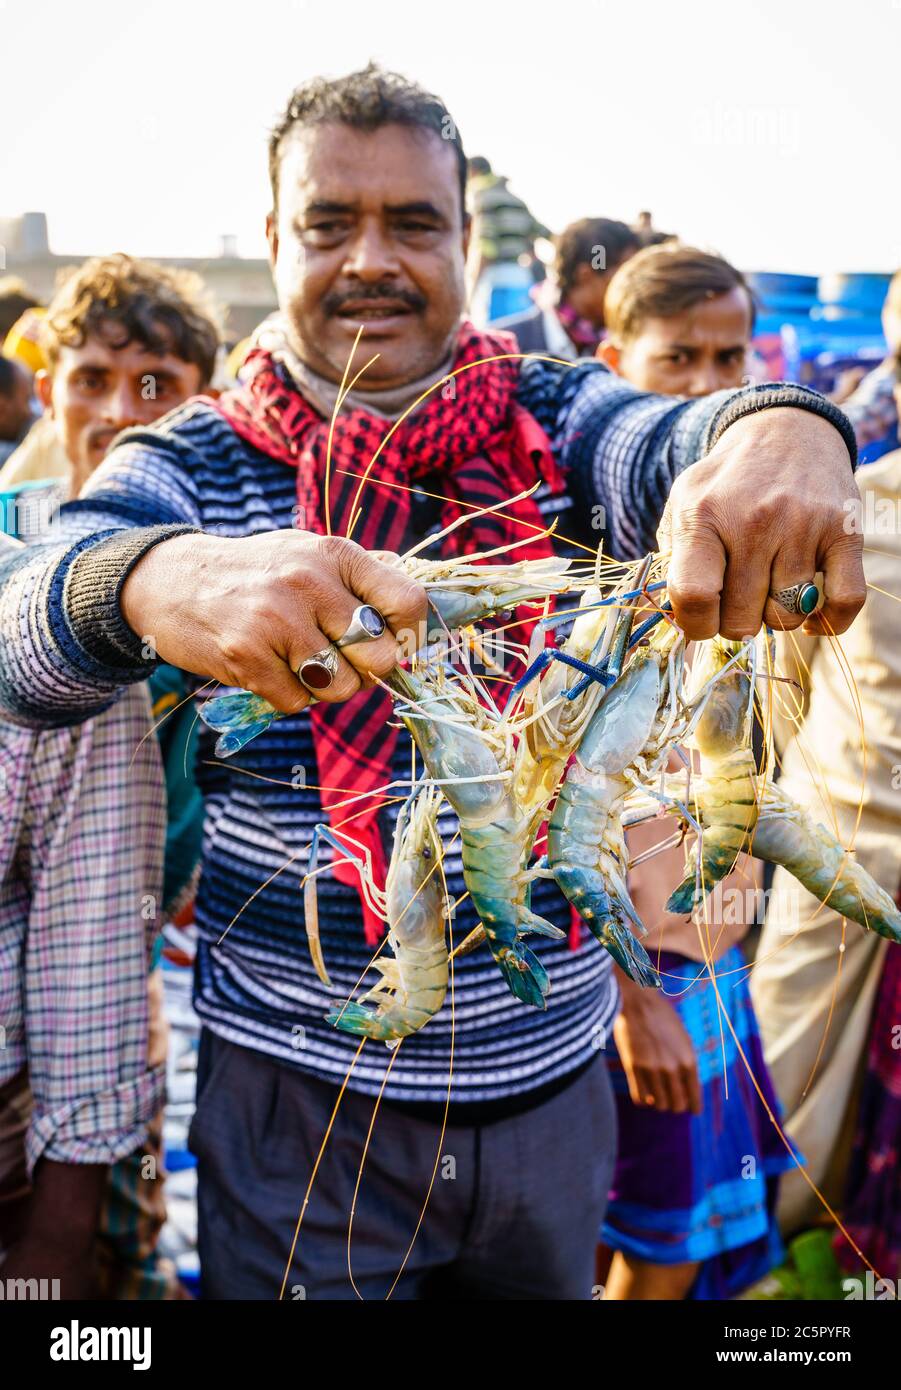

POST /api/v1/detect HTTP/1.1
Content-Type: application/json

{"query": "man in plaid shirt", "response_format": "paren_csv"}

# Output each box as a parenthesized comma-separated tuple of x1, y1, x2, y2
(0, 252, 223, 1298)
(0, 667, 167, 1298)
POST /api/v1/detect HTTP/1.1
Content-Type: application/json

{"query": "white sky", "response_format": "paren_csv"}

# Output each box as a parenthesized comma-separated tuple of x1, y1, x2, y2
(2, 0, 899, 273)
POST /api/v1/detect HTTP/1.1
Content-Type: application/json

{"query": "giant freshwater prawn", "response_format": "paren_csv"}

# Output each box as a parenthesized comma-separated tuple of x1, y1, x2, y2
(143, 335, 897, 1297)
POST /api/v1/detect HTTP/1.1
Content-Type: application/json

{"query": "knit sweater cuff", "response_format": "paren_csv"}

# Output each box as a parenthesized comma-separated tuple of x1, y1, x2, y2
(706, 383, 858, 469)
(65, 524, 199, 672)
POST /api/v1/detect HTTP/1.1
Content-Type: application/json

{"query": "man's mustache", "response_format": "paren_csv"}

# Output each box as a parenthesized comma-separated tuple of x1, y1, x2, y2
(322, 284, 427, 316)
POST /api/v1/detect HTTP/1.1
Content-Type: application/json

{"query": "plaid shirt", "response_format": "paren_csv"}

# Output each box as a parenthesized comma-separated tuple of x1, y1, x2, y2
(0, 682, 166, 1172)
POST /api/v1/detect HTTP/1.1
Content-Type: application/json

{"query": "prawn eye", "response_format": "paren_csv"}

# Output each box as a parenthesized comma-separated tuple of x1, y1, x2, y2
(423, 847, 432, 860)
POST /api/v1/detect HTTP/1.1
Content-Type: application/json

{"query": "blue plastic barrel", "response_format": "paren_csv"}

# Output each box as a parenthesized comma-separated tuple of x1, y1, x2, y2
(0, 478, 63, 538)
(746, 272, 818, 319)
(818, 272, 891, 316)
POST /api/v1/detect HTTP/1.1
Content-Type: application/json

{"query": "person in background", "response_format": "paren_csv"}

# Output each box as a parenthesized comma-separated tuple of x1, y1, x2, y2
(0, 357, 35, 467)
(0, 640, 168, 1300)
(498, 217, 640, 360)
(598, 242, 754, 397)
(633, 210, 677, 247)
(752, 344, 901, 1278)
(0, 278, 40, 345)
(1, 252, 226, 493)
(0, 306, 70, 490)
(4, 304, 48, 376)
(0, 252, 220, 1299)
(467, 154, 550, 325)
(0, 355, 38, 469)
(597, 240, 788, 1299)
(34, 254, 220, 499)
(840, 268, 901, 464)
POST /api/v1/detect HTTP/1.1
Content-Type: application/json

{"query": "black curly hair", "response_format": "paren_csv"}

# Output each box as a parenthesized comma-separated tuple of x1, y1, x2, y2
(269, 63, 468, 219)
(43, 253, 221, 386)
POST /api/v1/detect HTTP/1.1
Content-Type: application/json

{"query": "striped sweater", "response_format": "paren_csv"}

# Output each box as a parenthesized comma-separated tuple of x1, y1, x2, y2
(0, 360, 845, 1103)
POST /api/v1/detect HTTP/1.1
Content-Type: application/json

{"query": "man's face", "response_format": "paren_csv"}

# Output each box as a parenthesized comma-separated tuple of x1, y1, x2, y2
(604, 287, 753, 397)
(267, 122, 469, 389)
(38, 328, 204, 481)
(566, 253, 636, 330)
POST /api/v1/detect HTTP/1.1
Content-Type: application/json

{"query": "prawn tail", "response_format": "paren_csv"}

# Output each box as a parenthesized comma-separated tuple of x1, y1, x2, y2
(864, 910, 901, 945)
(665, 835, 743, 915)
(494, 942, 550, 1010)
(754, 794, 901, 943)
(551, 862, 659, 986)
(325, 1000, 409, 1042)
(592, 917, 662, 988)
(666, 873, 699, 915)
(200, 691, 281, 756)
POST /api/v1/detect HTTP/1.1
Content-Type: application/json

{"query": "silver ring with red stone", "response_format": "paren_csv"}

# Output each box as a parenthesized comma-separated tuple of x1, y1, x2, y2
(335, 604, 387, 648)
(298, 644, 340, 692)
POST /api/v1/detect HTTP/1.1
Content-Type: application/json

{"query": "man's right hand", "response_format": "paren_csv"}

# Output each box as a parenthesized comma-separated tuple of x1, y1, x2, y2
(120, 530, 428, 712)
(613, 975, 702, 1115)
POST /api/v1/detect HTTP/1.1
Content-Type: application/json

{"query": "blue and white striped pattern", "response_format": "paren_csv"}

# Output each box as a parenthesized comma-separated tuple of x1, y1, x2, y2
(0, 361, 754, 1102)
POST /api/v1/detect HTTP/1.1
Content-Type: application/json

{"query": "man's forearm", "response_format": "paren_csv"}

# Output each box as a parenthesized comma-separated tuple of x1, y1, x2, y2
(0, 522, 193, 729)
(0, 417, 202, 729)
(519, 360, 857, 562)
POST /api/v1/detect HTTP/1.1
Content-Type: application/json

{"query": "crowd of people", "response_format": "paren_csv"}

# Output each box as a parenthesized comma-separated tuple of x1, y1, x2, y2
(0, 62, 896, 1302)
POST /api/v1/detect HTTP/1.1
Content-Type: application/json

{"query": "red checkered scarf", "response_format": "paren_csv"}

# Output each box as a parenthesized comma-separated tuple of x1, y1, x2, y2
(215, 321, 563, 941)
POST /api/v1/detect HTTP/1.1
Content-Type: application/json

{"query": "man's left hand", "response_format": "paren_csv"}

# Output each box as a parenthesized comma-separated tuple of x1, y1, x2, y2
(657, 407, 865, 641)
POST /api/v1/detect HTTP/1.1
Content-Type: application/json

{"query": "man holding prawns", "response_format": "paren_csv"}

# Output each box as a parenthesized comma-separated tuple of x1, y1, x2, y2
(0, 65, 863, 1298)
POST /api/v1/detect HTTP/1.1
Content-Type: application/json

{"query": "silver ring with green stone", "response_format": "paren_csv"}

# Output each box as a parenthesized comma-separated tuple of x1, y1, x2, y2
(772, 580, 820, 616)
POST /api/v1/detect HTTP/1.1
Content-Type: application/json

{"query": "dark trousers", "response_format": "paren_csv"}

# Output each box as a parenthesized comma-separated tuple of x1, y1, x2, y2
(189, 1030, 617, 1301)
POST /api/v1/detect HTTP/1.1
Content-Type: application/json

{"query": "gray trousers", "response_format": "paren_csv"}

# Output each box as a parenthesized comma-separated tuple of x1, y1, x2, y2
(189, 1031, 617, 1301)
